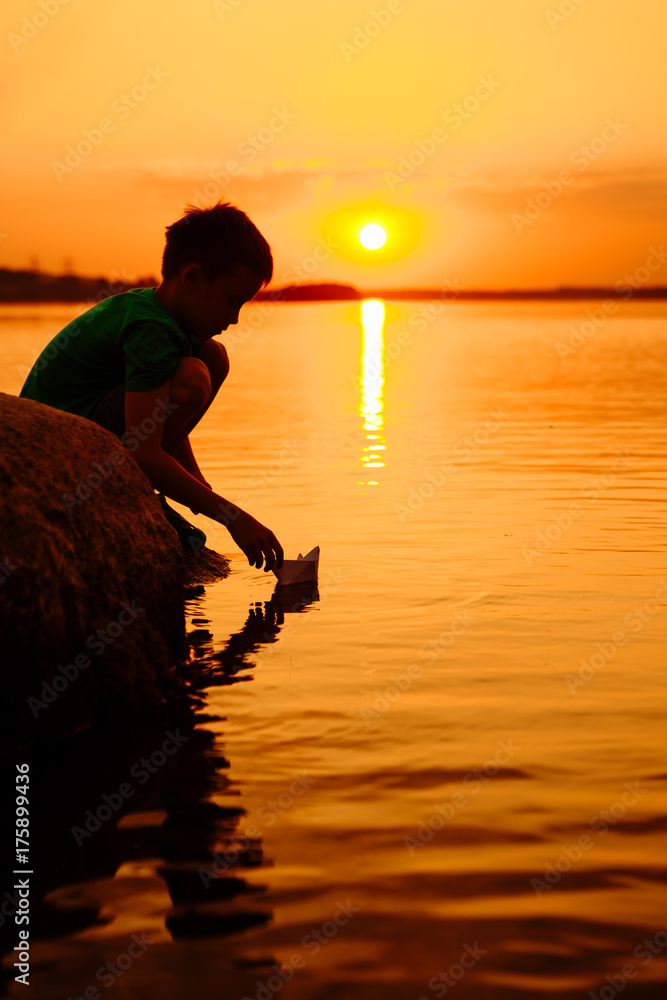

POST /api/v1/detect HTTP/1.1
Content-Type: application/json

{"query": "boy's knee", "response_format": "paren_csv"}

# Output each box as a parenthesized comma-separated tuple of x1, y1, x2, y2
(169, 357, 211, 407)
(202, 339, 229, 386)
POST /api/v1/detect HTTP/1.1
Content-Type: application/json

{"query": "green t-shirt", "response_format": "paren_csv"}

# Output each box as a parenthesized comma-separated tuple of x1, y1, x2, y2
(19, 288, 203, 419)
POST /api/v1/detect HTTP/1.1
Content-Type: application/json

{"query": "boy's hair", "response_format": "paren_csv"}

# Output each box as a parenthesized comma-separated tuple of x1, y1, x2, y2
(161, 201, 273, 285)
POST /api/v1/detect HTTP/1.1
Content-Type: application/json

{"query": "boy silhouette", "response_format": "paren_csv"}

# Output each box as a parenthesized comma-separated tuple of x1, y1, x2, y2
(20, 201, 284, 573)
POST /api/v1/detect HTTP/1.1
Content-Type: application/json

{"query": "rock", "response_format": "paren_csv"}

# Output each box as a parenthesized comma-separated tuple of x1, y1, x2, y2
(0, 393, 228, 747)
(183, 545, 230, 587)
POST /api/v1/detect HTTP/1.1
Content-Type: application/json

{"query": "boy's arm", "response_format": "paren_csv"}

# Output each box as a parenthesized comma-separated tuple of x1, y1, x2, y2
(124, 383, 283, 572)
(167, 436, 210, 488)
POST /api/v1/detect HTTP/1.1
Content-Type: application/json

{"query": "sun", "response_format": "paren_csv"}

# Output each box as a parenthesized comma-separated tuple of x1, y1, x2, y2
(359, 223, 387, 250)
(320, 200, 421, 264)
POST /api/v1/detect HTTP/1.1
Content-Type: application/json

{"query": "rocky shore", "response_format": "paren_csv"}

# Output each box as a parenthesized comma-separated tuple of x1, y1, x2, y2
(1, 392, 229, 749)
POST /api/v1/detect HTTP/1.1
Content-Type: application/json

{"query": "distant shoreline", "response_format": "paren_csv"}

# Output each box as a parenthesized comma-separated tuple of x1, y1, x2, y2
(1, 269, 665, 303)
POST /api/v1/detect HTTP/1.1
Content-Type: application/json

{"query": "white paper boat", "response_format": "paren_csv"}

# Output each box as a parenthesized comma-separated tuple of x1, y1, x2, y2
(273, 545, 320, 586)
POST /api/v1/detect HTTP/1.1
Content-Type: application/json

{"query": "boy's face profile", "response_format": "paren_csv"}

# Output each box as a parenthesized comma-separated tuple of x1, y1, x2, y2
(177, 263, 264, 340)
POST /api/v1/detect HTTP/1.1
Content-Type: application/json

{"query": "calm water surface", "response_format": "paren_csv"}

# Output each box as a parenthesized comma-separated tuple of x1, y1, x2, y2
(2, 299, 667, 998)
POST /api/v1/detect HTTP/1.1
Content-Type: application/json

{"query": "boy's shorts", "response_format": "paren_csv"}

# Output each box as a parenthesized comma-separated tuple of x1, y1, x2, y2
(90, 384, 126, 439)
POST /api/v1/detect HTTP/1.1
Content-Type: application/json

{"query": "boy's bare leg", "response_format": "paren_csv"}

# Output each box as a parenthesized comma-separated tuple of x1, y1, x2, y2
(158, 341, 229, 476)
(148, 340, 229, 504)
(165, 340, 229, 448)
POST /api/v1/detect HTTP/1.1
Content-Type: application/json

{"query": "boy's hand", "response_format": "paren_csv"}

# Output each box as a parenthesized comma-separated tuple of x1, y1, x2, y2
(225, 509, 284, 573)
(124, 383, 283, 570)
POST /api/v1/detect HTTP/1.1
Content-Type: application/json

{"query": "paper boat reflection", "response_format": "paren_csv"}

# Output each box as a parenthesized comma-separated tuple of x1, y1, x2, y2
(272, 545, 320, 586)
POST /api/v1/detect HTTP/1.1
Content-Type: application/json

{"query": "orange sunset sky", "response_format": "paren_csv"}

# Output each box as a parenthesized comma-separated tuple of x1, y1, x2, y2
(1, 0, 665, 290)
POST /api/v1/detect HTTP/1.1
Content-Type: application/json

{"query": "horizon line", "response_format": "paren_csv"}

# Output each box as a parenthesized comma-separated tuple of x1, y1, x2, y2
(0, 266, 665, 301)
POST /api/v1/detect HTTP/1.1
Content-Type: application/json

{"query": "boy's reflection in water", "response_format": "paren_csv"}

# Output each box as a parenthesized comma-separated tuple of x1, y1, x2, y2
(189, 581, 319, 688)
(7, 582, 318, 961)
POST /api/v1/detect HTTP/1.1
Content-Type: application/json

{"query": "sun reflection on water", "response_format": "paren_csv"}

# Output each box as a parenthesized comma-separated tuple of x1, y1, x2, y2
(359, 298, 386, 484)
